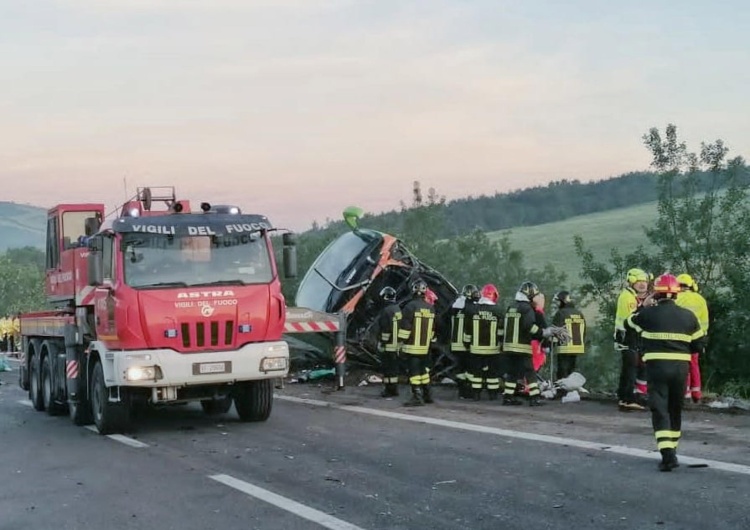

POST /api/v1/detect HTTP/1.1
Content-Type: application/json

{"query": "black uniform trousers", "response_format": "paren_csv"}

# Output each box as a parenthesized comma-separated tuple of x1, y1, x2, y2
(407, 354, 430, 386)
(380, 348, 400, 384)
(502, 353, 539, 397)
(646, 360, 689, 451)
(617, 349, 639, 403)
(468, 353, 502, 391)
(556, 354, 577, 381)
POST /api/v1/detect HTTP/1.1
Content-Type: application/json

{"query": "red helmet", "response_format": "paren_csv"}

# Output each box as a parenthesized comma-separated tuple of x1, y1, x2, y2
(481, 284, 499, 303)
(653, 273, 680, 296)
(424, 288, 438, 306)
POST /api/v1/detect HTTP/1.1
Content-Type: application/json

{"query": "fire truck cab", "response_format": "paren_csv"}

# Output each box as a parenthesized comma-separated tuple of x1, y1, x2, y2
(19, 187, 297, 434)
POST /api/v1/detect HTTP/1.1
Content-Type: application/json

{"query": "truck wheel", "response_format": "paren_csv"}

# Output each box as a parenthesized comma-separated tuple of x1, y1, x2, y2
(42, 355, 66, 416)
(90, 361, 131, 434)
(233, 380, 273, 422)
(200, 396, 233, 416)
(29, 354, 45, 412)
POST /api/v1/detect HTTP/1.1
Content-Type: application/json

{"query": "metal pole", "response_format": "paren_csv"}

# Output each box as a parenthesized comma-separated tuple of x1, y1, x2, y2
(334, 311, 347, 390)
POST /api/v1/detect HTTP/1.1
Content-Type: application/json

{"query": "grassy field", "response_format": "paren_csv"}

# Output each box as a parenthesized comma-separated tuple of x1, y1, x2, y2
(0, 202, 45, 251)
(487, 200, 660, 288)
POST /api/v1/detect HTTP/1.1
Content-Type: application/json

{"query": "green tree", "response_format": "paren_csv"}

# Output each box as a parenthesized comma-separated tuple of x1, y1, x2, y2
(576, 124, 750, 394)
(0, 254, 46, 314)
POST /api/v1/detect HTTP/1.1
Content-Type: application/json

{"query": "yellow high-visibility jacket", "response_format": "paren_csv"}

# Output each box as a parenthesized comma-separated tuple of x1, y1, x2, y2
(676, 290, 709, 333)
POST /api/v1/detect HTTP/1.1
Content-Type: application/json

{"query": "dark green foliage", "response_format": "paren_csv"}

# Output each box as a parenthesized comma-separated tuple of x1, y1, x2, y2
(0, 247, 46, 314)
(576, 124, 750, 395)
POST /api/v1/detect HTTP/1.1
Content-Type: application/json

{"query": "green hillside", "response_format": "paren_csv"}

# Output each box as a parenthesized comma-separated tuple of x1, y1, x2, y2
(489, 200, 660, 287)
(0, 202, 46, 251)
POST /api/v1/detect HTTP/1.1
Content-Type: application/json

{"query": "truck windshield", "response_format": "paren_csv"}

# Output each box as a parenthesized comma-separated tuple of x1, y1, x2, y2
(122, 232, 273, 288)
(296, 230, 381, 311)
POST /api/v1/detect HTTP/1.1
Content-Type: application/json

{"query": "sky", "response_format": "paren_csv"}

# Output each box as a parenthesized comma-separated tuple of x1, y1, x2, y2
(1, 0, 749, 231)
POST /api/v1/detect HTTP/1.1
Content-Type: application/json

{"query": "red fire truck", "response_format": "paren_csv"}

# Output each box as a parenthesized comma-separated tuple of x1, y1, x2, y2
(18, 187, 297, 434)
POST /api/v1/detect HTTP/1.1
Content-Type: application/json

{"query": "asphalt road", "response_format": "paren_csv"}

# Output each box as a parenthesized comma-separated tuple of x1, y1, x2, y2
(2, 364, 750, 530)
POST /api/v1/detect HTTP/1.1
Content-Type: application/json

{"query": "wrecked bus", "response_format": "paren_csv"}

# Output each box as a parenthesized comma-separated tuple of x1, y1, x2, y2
(294, 207, 459, 378)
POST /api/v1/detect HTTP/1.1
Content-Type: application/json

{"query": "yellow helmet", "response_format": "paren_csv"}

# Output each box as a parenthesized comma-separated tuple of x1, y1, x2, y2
(626, 268, 649, 285)
(676, 273, 697, 292)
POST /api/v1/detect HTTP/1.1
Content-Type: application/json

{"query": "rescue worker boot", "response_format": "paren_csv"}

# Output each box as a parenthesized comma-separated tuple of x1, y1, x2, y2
(422, 385, 435, 404)
(472, 388, 482, 401)
(658, 448, 679, 472)
(487, 390, 499, 401)
(381, 383, 399, 398)
(403, 386, 425, 407)
(529, 397, 544, 407)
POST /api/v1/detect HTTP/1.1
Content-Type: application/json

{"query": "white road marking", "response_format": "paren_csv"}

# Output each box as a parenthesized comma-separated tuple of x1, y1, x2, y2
(277, 395, 750, 476)
(18, 400, 32, 407)
(210, 474, 365, 530)
(84, 425, 149, 448)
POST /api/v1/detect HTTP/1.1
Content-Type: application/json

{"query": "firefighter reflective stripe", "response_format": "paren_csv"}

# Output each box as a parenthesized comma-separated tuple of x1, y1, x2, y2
(643, 352, 692, 362)
(470, 311, 502, 354)
(655, 430, 681, 450)
(557, 314, 585, 354)
(529, 324, 539, 334)
(400, 307, 434, 355)
(641, 331, 703, 342)
(450, 313, 466, 350)
(503, 310, 531, 354)
(503, 380, 518, 395)
(380, 308, 402, 352)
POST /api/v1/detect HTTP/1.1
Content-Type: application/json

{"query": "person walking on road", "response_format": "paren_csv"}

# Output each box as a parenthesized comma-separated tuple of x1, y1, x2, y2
(675, 274, 709, 403)
(375, 286, 402, 398)
(398, 278, 437, 407)
(624, 273, 706, 471)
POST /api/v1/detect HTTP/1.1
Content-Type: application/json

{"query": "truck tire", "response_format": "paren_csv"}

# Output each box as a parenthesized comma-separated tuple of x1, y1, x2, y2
(200, 396, 233, 416)
(90, 361, 131, 434)
(233, 380, 273, 422)
(42, 355, 66, 416)
(29, 353, 45, 412)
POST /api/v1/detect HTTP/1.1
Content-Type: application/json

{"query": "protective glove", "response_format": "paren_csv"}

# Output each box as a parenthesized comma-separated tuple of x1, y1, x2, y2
(542, 327, 555, 339)
(553, 327, 571, 344)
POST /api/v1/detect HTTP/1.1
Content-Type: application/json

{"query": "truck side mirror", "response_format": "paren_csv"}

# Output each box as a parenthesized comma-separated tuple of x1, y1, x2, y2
(88, 250, 103, 286)
(282, 232, 297, 279)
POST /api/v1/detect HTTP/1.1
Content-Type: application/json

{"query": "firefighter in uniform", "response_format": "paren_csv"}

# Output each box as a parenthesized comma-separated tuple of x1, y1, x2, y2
(502, 281, 565, 406)
(11, 314, 20, 352)
(376, 286, 402, 398)
(0, 315, 8, 352)
(450, 284, 480, 399)
(398, 278, 437, 407)
(463, 284, 504, 401)
(624, 274, 706, 471)
(551, 291, 586, 380)
(615, 268, 650, 411)
(675, 274, 709, 403)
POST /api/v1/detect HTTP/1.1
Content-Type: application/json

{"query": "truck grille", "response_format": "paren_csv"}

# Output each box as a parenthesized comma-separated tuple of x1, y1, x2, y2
(180, 321, 235, 348)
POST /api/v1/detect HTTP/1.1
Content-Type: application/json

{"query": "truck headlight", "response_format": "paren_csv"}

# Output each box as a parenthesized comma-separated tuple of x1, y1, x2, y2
(125, 365, 163, 381)
(260, 357, 288, 372)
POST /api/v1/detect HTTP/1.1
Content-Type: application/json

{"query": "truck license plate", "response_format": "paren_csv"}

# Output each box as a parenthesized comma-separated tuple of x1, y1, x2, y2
(193, 361, 231, 375)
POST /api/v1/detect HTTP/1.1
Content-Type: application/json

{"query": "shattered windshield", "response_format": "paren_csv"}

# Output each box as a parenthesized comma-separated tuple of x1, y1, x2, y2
(122, 232, 273, 288)
(296, 231, 381, 311)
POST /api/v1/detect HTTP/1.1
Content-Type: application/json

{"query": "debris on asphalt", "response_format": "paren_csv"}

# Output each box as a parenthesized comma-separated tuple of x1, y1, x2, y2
(561, 390, 581, 404)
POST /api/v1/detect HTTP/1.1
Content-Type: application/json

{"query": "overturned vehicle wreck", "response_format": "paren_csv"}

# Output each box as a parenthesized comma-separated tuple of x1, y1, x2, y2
(293, 207, 459, 380)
